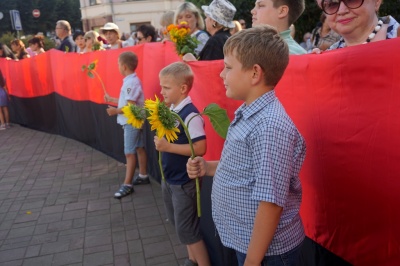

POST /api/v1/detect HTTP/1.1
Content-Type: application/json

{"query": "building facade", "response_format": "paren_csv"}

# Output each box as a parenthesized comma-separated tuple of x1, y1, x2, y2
(80, 0, 183, 34)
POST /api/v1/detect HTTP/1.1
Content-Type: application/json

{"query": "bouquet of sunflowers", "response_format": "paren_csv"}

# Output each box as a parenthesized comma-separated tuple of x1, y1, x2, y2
(165, 22, 200, 57)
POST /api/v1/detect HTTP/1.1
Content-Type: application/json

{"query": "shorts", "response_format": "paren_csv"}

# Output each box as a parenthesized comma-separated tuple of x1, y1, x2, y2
(162, 180, 202, 245)
(0, 87, 8, 107)
(123, 124, 144, 154)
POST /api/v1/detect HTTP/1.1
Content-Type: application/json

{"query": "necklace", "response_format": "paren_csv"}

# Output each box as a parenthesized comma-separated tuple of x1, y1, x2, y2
(365, 20, 384, 43)
(336, 19, 384, 48)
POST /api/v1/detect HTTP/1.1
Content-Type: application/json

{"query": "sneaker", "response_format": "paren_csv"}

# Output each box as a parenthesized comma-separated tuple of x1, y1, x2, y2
(0, 125, 6, 130)
(182, 259, 198, 266)
(132, 175, 150, 185)
(5, 123, 11, 128)
(114, 185, 134, 199)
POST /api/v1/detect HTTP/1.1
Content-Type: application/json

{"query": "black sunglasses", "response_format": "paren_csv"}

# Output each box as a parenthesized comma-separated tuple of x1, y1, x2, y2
(321, 0, 364, 15)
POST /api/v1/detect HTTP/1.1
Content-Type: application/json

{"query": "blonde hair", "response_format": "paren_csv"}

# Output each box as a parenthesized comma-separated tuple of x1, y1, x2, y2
(230, 20, 242, 35)
(119, 51, 138, 72)
(174, 2, 205, 30)
(159, 62, 194, 90)
(84, 31, 104, 51)
(224, 25, 289, 87)
(160, 11, 175, 27)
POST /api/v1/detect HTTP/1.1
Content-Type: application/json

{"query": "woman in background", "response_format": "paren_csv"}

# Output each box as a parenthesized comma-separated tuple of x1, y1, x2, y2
(175, 2, 209, 56)
(10, 39, 30, 60)
(28, 35, 46, 55)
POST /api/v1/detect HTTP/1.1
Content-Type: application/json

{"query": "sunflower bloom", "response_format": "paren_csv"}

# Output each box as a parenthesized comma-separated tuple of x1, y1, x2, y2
(122, 103, 145, 129)
(145, 96, 180, 142)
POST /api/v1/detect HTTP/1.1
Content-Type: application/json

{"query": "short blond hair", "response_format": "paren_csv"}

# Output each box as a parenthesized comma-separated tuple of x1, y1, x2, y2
(159, 62, 194, 90)
(118, 51, 138, 72)
(224, 25, 289, 87)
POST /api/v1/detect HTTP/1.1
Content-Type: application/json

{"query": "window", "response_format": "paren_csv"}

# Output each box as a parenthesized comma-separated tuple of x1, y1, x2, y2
(90, 0, 102, 5)
(129, 22, 150, 33)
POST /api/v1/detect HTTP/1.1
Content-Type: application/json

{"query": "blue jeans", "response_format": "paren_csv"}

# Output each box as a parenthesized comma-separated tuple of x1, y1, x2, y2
(235, 240, 303, 266)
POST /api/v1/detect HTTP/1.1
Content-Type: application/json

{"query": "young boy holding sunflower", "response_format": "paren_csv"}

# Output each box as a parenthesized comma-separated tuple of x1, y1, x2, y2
(154, 62, 210, 266)
(105, 51, 149, 199)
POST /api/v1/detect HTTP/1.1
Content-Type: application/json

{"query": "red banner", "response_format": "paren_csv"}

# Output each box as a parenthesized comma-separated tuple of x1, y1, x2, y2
(1, 39, 400, 265)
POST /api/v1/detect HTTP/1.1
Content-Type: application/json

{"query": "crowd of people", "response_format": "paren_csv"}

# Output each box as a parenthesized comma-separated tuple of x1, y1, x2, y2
(1, 0, 399, 265)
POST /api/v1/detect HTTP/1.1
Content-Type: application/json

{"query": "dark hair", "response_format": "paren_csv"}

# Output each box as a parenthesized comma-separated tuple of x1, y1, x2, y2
(0, 43, 16, 59)
(73, 30, 85, 41)
(272, 0, 305, 26)
(137, 24, 157, 42)
(0, 69, 6, 88)
(28, 35, 45, 48)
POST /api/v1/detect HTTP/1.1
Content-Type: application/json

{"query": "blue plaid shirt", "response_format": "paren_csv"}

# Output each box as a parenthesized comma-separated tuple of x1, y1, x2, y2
(212, 90, 306, 255)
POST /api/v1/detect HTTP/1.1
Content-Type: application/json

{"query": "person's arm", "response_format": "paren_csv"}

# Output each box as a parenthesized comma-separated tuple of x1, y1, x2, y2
(106, 99, 136, 116)
(154, 111, 207, 155)
(187, 157, 219, 178)
(104, 93, 119, 104)
(154, 137, 206, 156)
(244, 201, 283, 266)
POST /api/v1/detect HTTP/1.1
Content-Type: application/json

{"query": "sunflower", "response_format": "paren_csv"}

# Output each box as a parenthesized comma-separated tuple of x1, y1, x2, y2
(145, 96, 180, 142)
(122, 103, 145, 129)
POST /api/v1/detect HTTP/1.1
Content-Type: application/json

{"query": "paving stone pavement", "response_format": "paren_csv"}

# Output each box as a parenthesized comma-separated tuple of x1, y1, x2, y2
(0, 125, 187, 266)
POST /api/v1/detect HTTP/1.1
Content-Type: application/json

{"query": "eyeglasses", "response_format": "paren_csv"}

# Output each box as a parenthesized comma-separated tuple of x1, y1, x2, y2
(137, 37, 145, 41)
(321, 0, 364, 15)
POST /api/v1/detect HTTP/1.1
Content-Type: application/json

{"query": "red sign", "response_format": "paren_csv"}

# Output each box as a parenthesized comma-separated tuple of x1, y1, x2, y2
(32, 9, 40, 18)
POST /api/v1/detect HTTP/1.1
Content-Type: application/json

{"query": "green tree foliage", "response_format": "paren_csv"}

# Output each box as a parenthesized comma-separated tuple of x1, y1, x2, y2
(0, 0, 81, 36)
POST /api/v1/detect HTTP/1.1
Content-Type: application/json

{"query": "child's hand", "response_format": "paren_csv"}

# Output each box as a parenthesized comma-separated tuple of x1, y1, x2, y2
(154, 136, 169, 152)
(187, 157, 206, 178)
(182, 53, 197, 62)
(106, 105, 118, 116)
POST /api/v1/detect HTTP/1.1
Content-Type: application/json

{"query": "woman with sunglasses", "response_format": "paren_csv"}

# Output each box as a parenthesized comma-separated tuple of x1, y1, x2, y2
(316, 0, 399, 49)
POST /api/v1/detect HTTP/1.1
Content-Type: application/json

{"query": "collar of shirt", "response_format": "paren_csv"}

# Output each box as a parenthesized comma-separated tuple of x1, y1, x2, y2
(123, 73, 136, 83)
(280, 29, 291, 39)
(232, 90, 276, 125)
(170, 96, 192, 112)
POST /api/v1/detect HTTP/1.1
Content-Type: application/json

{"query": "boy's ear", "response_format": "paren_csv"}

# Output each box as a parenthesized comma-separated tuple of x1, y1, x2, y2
(277, 5, 289, 20)
(180, 84, 189, 94)
(250, 64, 264, 85)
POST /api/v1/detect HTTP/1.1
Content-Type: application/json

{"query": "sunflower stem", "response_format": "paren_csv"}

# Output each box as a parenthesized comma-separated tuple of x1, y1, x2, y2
(172, 113, 201, 217)
(92, 70, 107, 96)
(158, 151, 165, 182)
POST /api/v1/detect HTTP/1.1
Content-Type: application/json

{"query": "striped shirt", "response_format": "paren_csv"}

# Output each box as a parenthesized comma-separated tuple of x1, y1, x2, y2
(212, 90, 306, 255)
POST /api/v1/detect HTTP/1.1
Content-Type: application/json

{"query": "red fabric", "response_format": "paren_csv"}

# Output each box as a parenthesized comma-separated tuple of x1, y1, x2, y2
(1, 39, 400, 265)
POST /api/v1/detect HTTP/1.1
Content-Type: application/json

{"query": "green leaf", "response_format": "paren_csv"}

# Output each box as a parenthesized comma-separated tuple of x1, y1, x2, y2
(87, 71, 94, 79)
(88, 62, 96, 70)
(181, 45, 192, 55)
(202, 103, 230, 139)
(81, 65, 86, 71)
